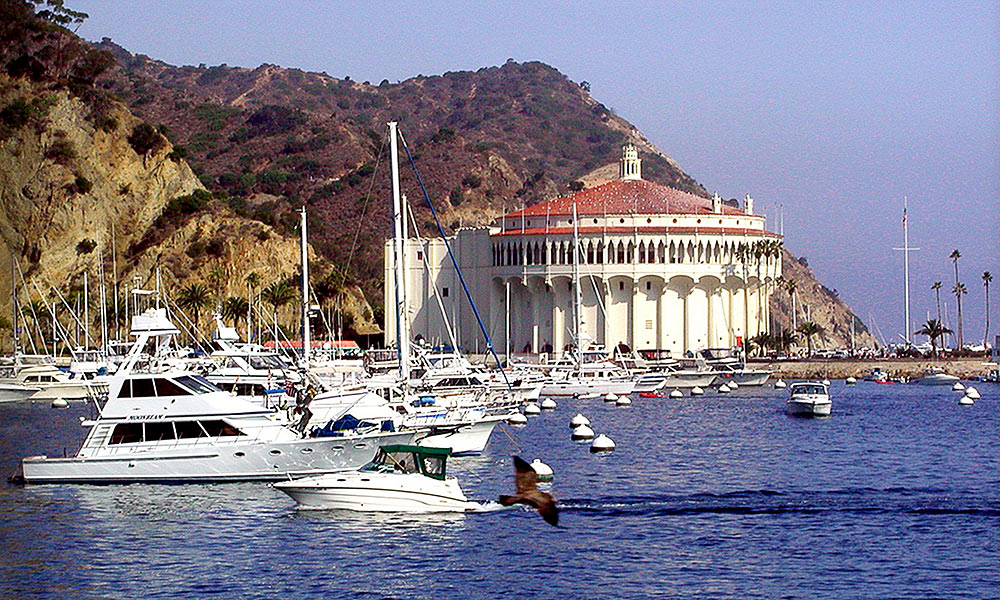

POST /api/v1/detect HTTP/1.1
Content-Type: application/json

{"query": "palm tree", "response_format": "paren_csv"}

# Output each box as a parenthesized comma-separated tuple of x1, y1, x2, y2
(982, 271, 992, 349)
(244, 271, 263, 341)
(931, 281, 942, 322)
(207, 266, 227, 298)
(797, 321, 823, 357)
(175, 283, 213, 331)
(219, 296, 249, 332)
(950, 249, 963, 348)
(776, 328, 799, 354)
(261, 280, 296, 341)
(736, 242, 752, 354)
(914, 318, 952, 358)
(784, 277, 798, 332)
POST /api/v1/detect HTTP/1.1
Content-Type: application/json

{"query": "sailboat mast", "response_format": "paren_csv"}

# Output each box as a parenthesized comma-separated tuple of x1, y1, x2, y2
(300, 206, 311, 367)
(10, 256, 18, 355)
(83, 271, 90, 349)
(572, 203, 582, 365)
(903, 197, 910, 345)
(389, 121, 410, 382)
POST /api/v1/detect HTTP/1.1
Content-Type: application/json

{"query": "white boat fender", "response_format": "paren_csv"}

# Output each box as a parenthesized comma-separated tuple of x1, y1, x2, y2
(964, 387, 980, 400)
(540, 398, 557, 409)
(774, 380, 787, 389)
(846, 377, 857, 385)
(691, 386, 705, 396)
(530, 459, 554, 482)
(615, 396, 631, 406)
(718, 384, 731, 393)
(604, 393, 618, 402)
(952, 382, 965, 392)
(508, 413, 528, 425)
(590, 434, 616, 453)
(570, 413, 590, 428)
(669, 389, 683, 398)
(958, 395, 974, 406)
(571, 424, 595, 440)
(50, 398, 68, 409)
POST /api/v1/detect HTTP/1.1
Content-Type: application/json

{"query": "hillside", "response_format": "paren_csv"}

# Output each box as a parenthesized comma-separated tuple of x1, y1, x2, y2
(0, 1, 874, 349)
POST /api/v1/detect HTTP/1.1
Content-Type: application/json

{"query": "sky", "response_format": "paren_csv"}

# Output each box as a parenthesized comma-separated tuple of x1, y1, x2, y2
(72, 0, 999, 348)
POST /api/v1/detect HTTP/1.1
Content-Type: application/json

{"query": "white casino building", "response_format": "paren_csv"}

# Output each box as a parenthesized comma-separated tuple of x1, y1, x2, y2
(384, 145, 781, 357)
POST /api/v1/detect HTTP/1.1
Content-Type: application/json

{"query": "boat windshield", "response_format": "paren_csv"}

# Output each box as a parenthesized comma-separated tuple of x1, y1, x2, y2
(792, 384, 827, 395)
(176, 375, 222, 394)
(249, 355, 288, 370)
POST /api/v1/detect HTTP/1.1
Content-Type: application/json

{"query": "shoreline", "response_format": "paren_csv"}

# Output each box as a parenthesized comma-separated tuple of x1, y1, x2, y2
(752, 358, 995, 380)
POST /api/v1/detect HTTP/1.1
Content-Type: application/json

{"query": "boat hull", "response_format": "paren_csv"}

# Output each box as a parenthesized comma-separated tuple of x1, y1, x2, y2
(275, 473, 474, 512)
(540, 379, 636, 397)
(19, 430, 416, 484)
(786, 399, 832, 417)
(416, 416, 505, 455)
(713, 371, 772, 386)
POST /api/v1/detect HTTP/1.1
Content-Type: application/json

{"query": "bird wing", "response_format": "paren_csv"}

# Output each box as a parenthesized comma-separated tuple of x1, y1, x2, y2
(513, 455, 538, 494)
(531, 490, 559, 527)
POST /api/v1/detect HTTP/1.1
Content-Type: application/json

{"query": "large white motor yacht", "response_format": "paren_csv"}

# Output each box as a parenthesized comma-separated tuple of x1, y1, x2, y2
(0, 355, 94, 402)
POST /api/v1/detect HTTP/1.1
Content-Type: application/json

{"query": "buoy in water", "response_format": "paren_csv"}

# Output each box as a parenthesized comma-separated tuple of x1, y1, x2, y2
(571, 424, 595, 440)
(590, 434, 616, 453)
(718, 383, 731, 393)
(964, 387, 980, 400)
(530, 459, 554, 482)
(524, 403, 541, 415)
(615, 396, 631, 406)
(570, 413, 590, 428)
(604, 393, 618, 403)
(846, 377, 857, 385)
(691, 386, 705, 396)
(670, 389, 683, 399)
(959, 395, 974, 406)
(508, 412, 528, 425)
(774, 380, 787, 389)
(952, 382, 965, 392)
(540, 397, 557, 409)
(728, 381, 739, 389)
(50, 398, 68, 409)
(822, 379, 831, 386)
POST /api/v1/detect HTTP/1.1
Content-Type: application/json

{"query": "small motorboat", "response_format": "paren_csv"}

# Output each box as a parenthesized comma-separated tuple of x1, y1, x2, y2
(638, 392, 668, 399)
(786, 381, 832, 417)
(274, 444, 478, 512)
(912, 367, 960, 386)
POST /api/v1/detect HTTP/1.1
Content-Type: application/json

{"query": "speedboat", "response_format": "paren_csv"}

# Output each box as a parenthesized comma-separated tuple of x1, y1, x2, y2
(14, 310, 415, 484)
(912, 367, 960, 386)
(786, 381, 832, 417)
(274, 444, 478, 512)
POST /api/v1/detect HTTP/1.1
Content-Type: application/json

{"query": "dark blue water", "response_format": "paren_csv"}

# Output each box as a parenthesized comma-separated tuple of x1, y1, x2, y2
(2, 382, 998, 599)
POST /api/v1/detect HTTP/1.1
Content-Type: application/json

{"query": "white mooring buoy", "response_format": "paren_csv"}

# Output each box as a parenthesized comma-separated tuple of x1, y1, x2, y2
(959, 395, 974, 406)
(670, 389, 683, 399)
(524, 403, 541, 415)
(571, 424, 595, 440)
(822, 379, 831, 386)
(540, 397, 557, 409)
(530, 459, 554, 482)
(952, 382, 965, 392)
(590, 434, 616, 453)
(508, 412, 528, 425)
(691, 386, 705, 396)
(964, 387, 981, 400)
(846, 377, 857, 385)
(718, 383, 731, 393)
(570, 413, 591, 428)
(604, 393, 618, 403)
(50, 398, 68, 409)
(774, 380, 787, 389)
(615, 396, 632, 406)
(728, 381, 739, 390)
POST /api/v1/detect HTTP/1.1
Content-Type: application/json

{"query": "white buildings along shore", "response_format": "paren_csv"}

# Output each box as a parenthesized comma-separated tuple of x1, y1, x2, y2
(384, 145, 782, 357)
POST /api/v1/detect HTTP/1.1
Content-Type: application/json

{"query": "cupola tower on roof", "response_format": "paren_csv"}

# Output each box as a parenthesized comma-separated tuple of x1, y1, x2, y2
(619, 143, 642, 181)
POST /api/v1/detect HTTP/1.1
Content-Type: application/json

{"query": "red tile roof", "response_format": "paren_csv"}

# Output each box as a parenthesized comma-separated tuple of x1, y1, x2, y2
(503, 179, 745, 218)
(492, 226, 779, 237)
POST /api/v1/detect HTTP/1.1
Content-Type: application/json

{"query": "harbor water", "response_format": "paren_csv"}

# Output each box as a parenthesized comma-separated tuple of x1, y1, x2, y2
(1, 382, 998, 599)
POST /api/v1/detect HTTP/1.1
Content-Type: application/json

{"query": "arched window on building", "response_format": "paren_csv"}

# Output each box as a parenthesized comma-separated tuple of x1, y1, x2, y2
(638, 241, 646, 264)
(617, 241, 625, 263)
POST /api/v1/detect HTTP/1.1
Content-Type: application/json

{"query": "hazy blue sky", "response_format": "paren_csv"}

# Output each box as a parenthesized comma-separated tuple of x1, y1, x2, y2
(73, 0, 998, 347)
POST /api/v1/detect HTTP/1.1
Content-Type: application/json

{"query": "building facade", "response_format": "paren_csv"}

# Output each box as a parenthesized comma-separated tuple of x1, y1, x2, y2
(385, 145, 782, 357)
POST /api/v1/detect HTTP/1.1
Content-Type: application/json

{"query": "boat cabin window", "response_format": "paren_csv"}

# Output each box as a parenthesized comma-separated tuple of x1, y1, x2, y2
(200, 420, 243, 437)
(378, 450, 419, 474)
(421, 455, 446, 479)
(109, 423, 143, 444)
(108, 420, 243, 444)
(174, 421, 204, 439)
(176, 375, 222, 394)
(249, 355, 287, 370)
(144, 422, 176, 442)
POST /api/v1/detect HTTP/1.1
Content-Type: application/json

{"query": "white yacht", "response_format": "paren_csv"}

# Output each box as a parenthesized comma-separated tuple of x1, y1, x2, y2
(203, 319, 300, 409)
(911, 367, 960, 386)
(538, 349, 636, 397)
(14, 310, 415, 484)
(630, 350, 718, 391)
(0, 355, 94, 402)
(274, 444, 477, 512)
(786, 381, 832, 417)
(698, 348, 773, 386)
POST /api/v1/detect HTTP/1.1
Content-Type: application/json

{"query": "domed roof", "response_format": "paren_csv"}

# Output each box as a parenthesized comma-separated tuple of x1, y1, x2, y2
(505, 179, 745, 219)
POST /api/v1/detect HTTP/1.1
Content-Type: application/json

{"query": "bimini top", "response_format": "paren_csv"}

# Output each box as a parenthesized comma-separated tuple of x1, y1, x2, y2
(504, 179, 746, 219)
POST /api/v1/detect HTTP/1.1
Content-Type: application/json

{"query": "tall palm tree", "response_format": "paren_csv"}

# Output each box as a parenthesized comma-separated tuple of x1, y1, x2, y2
(736, 242, 752, 354)
(950, 249, 963, 348)
(261, 280, 296, 341)
(797, 321, 823, 357)
(219, 296, 249, 333)
(244, 271, 263, 341)
(914, 318, 952, 358)
(175, 283, 213, 332)
(931, 281, 943, 322)
(207, 266, 227, 298)
(785, 277, 798, 332)
(983, 271, 992, 349)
